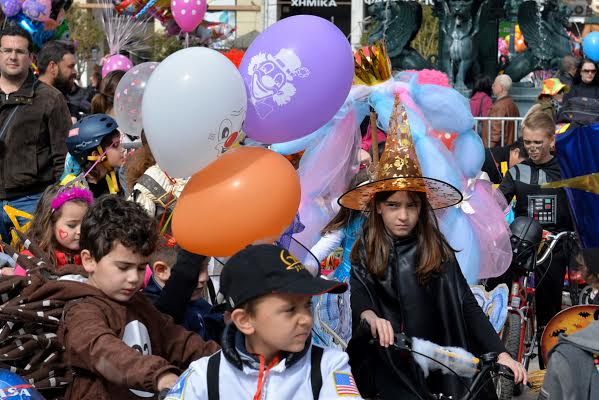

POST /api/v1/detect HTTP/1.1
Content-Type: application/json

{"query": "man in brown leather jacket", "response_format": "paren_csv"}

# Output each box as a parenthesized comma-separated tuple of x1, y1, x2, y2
(481, 74, 521, 147)
(0, 26, 71, 242)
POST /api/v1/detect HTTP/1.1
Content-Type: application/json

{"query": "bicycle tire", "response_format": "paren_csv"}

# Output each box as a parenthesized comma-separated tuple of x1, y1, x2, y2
(496, 313, 521, 400)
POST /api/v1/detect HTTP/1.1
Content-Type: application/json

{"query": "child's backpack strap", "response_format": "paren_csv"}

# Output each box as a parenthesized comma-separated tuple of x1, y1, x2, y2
(207, 351, 221, 400)
(310, 345, 324, 400)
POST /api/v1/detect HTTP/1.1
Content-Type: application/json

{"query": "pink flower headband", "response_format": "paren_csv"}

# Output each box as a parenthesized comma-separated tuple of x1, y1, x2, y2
(51, 187, 94, 211)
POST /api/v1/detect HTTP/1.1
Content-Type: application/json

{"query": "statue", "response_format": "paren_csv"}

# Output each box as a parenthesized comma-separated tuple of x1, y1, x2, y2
(366, 0, 432, 70)
(504, 0, 572, 81)
(438, 0, 487, 88)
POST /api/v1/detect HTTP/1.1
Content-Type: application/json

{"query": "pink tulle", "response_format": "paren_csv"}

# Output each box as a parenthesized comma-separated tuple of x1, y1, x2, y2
(403, 69, 451, 88)
(464, 180, 513, 279)
(294, 110, 361, 250)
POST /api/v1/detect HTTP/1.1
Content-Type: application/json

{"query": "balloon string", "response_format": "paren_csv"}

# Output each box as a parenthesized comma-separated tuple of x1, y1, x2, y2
(185, 32, 190, 48)
(158, 190, 175, 232)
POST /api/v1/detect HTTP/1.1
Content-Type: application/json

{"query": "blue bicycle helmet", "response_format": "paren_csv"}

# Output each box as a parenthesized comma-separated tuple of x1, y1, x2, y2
(66, 114, 118, 166)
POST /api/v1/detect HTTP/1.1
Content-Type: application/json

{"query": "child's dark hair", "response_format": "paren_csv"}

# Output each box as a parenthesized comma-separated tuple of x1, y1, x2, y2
(322, 169, 370, 235)
(149, 237, 178, 269)
(27, 184, 89, 266)
(509, 138, 528, 160)
(80, 195, 158, 261)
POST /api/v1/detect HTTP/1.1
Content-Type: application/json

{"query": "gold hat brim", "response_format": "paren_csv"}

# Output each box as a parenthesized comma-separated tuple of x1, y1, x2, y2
(338, 176, 463, 211)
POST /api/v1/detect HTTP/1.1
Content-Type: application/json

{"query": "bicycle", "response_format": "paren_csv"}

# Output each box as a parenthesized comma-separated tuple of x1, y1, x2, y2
(496, 216, 576, 400)
(357, 320, 517, 400)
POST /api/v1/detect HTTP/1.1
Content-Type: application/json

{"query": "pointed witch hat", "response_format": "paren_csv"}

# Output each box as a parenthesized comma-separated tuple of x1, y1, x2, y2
(338, 94, 463, 210)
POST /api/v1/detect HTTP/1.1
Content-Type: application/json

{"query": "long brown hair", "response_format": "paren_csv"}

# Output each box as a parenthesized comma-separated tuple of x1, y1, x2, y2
(91, 70, 126, 114)
(321, 169, 370, 235)
(350, 190, 455, 284)
(124, 131, 156, 193)
(27, 184, 88, 266)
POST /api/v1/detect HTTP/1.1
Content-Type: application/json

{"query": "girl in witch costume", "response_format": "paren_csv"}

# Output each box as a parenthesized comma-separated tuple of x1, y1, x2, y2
(65, 114, 126, 197)
(342, 95, 526, 399)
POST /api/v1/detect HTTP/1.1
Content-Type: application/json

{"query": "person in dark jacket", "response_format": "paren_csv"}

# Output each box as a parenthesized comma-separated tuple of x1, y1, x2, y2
(470, 74, 493, 117)
(557, 55, 579, 89)
(498, 108, 574, 339)
(481, 139, 528, 184)
(339, 97, 526, 400)
(562, 59, 599, 102)
(0, 26, 71, 242)
(144, 241, 225, 343)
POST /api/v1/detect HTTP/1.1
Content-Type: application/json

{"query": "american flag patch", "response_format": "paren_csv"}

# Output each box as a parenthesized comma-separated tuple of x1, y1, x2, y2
(333, 371, 360, 396)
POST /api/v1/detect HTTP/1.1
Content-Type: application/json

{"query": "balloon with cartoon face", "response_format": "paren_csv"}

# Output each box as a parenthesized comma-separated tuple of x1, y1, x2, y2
(142, 47, 247, 178)
(240, 15, 354, 144)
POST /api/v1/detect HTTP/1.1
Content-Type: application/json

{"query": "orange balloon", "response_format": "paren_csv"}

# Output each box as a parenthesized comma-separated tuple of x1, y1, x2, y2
(172, 146, 301, 256)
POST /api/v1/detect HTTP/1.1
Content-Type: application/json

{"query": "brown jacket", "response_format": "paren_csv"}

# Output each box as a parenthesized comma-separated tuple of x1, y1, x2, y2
(58, 281, 220, 400)
(0, 72, 71, 199)
(481, 95, 520, 147)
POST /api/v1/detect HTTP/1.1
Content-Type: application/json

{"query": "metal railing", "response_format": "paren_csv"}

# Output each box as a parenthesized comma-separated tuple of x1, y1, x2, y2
(474, 116, 525, 147)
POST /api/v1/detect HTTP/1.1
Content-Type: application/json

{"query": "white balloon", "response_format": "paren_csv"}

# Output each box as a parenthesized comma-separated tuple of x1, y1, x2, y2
(142, 47, 247, 178)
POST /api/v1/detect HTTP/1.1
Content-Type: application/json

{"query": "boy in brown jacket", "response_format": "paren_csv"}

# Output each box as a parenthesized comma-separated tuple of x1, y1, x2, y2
(59, 195, 219, 399)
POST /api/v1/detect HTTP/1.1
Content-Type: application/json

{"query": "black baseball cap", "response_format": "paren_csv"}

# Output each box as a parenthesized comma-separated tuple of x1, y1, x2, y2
(221, 244, 347, 309)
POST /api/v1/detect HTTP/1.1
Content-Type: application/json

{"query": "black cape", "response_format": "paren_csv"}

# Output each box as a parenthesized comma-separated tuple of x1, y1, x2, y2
(348, 235, 505, 399)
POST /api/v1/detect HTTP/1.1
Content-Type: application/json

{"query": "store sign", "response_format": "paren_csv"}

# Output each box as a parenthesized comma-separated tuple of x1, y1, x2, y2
(291, 0, 338, 6)
(363, 0, 434, 6)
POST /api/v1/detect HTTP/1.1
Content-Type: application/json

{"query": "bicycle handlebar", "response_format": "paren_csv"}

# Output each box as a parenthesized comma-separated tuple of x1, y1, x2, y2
(536, 231, 576, 265)
(359, 319, 516, 400)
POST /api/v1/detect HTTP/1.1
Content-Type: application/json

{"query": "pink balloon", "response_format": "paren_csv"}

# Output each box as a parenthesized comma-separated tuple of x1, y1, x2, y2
(102, 55, 134, 78)
(171, 0, 206, 33)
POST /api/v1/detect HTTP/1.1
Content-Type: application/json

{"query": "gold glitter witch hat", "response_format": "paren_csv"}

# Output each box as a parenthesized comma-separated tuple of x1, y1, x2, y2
(339, 94, 463, 210)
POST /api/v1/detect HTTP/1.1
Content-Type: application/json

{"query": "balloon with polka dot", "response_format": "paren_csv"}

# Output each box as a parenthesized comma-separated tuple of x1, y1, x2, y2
(171, 0, 207, 33)
(102, 54, 134, 78)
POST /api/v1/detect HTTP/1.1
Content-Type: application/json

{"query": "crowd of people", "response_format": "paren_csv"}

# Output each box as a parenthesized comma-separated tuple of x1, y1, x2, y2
(0, 21, 597, 400)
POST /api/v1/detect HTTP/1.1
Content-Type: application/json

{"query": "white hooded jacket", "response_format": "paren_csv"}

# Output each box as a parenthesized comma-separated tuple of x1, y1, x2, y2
(165, 325, 362, 400)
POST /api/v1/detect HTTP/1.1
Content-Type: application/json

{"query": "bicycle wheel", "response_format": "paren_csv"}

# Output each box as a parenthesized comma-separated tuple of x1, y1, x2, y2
(496, 313, 521, 400)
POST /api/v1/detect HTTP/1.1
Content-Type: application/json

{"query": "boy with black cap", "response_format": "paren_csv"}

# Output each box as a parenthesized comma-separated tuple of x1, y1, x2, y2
(165, 244, 363, 400)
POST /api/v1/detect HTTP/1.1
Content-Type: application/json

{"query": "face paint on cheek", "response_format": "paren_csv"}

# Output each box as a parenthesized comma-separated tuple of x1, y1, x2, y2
(58, 229, 69, 240)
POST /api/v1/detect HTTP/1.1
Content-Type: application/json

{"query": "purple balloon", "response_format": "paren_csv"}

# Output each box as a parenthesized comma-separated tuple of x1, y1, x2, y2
(1, 0, 22, 17)
(240, 15, 354, 144)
